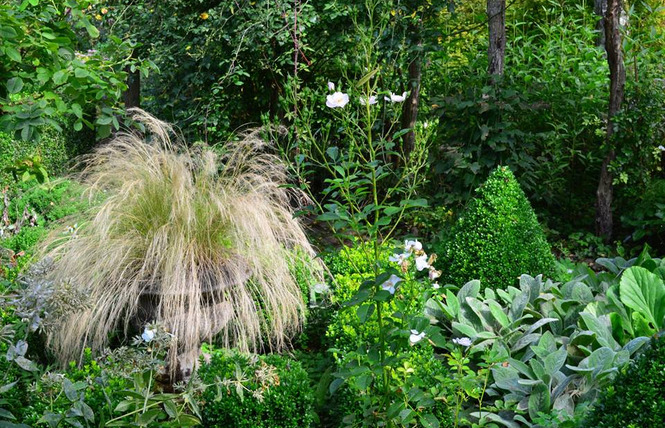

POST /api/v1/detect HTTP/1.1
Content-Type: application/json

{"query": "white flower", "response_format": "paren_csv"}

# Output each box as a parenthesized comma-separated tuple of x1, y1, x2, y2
(452, 337, 472, 347)
(381, 274, 402, 295)
(409, 329, 426, 345)
(404, 239, 423, 252)
(328, 81, 335, 91)
(385, 91, 408, 103)
(415, 254, 430, 271)
(359, 95, 377, 106)
(432, 282, 441, 290)
(142, 327, 155, 343)
(326, 91, 349, 108)
(312, 283, 330, 294)
(429, 269, 441, 281)
(389, 252, 410, 264)
(658, 145, 665, 151)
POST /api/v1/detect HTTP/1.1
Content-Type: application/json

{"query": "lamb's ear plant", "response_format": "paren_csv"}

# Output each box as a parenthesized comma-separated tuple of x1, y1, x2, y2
(38, 109, 322, 378)
(425, 274, 651, 426)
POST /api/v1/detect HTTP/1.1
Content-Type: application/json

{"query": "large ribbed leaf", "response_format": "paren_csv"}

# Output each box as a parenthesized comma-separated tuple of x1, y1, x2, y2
(620, 266, 665, 331)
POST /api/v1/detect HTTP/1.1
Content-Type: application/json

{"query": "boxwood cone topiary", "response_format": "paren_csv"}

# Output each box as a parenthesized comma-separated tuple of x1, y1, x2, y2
(437, 166, 555, 290)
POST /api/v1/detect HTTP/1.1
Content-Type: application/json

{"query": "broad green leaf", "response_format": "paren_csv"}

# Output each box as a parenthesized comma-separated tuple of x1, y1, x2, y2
(419, 413, 440, 428)
(543, 348, 567, 376)
(579, 312, 618, 349)
(356, 304, 374, 323)
(5, 46, 21, 62)
(446, 290, 460, 318)
(528, 383, 550, 420)
(452, 321, 477, 338)
(488, 299, 510, 329)
(0, 26, 18, 39)
(74, 67, 89, 78)
(71, 103, 83, 119)
(620, 266, 665, 330)
(52, 70, 68, 85)
(6, 77, 23, 94)
(137, 409, 162, 425)
(175, 414, 201, 426)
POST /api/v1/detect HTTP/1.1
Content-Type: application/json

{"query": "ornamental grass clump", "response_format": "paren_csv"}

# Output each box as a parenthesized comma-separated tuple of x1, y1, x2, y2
(40, 110, 321, 375)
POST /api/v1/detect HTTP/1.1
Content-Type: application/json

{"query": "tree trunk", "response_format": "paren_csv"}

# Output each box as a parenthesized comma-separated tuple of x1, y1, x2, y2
(401, 48, 422, 156)
(594, 0, 608, 47)
(595, 0, 625, 241)
(123, 51, 141, 109)
(487, 0, 506, 77)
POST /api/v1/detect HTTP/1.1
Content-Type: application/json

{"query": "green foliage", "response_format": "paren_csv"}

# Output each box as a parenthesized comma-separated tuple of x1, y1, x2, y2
(621, 178, 665, 247)
(436, 166, 555, 290)
(323, 241, 454, 427)
(197, 349, 314, 428)
(425, 273, 650, 426)
(584, 335, 665, 428)
(0, 0, 151, 140)
(0, 180, 84, 256)
(0, 130, 70, 187)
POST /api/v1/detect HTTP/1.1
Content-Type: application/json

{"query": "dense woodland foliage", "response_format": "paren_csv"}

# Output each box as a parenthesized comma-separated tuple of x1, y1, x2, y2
(1, 0, 665, 426)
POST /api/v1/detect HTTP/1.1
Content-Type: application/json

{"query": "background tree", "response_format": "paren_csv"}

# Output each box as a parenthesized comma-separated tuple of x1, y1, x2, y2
(595, 0, 626, 241)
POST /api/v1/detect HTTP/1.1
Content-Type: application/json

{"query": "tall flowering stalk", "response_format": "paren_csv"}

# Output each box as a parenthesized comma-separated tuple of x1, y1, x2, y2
(279, 1, 439, 425)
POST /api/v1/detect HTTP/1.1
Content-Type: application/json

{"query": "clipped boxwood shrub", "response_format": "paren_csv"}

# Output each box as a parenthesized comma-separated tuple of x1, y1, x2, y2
(584, 335, 665, 428)
(197, 349, 314, 428)
(436, 166, 555, 290)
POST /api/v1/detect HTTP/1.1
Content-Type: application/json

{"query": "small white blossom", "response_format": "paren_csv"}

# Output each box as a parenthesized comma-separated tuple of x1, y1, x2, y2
(429, 269, 441, 281)
(658, 145, 665, 151)
(389, 252, 410, 264)
(328, 81, 335, 91)
(312, 283, 330, 294)
(452, 337, 472, 347)
(385, 91, 408, 103)
(409, 329, 426, 345)
(381, 274, 402, 295)
(404, 239, 423, 252)
(142, 327, 155, 343)
(359, 95, 377, 106)
(326, 91, 350, 108)
(432, 282, 441, 290)
(415, 254, 430, 271)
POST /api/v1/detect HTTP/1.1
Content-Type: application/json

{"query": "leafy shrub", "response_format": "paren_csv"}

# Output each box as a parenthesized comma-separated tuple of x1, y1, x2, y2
(323, 243, 391, 352)
(436, 166, 555, 290)
(197, 348, 314, 428)
(621, 178, 665, 248)
(323, 242, 453, 427)
(0, 130, 71, 186)
(583, 335, 665, 428)
(0, 180, 84, 257)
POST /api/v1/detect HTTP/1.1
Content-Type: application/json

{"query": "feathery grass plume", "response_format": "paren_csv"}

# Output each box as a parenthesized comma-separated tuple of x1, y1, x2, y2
(40, 109, 321, 375)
